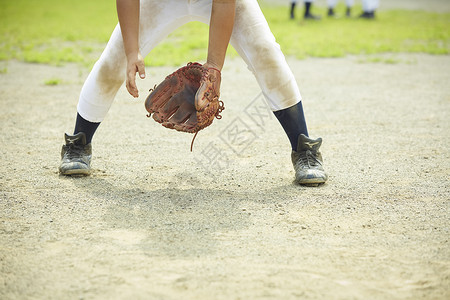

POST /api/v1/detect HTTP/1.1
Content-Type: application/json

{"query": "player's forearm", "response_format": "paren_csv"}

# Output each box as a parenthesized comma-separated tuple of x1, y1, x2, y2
(116, 0, 140, 58)
(207, 0, 236, 71)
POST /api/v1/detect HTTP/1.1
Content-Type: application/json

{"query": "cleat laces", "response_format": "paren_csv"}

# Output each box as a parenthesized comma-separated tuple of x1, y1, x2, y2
(64, 143, 85, 160)
(296, 150, 321, 169)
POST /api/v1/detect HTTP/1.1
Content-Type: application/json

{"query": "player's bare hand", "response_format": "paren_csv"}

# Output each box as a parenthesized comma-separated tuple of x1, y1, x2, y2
(126, 52, 146, 98)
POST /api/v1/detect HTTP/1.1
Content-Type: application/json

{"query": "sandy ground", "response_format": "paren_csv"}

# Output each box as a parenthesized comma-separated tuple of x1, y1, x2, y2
(0, 52, 449, 299)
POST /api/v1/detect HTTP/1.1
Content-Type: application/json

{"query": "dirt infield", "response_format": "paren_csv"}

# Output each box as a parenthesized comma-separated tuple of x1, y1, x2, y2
(0, 53, 449, 299)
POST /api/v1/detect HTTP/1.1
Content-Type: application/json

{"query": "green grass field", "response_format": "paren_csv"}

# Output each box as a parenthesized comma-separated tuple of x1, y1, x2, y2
(0, 0, 449, 67)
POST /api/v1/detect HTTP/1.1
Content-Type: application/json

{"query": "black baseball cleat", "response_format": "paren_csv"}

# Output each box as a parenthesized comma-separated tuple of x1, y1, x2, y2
(291, 134, 328, 186)
(359, 11, 375, 19)
(290, 2, 296, 19)
(304, 13, 321, 20)
(346, 7, 351, 17)
(59, 132, 92, 176)
(328, 8, 335, 17)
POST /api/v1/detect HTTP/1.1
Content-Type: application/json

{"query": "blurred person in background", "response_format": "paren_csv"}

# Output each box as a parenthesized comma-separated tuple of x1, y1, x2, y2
(327, 0, 354, 17)
(290, 0, 321, 20)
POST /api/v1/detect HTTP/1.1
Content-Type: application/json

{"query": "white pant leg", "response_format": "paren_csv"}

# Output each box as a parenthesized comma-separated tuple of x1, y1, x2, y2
(77, 26, 127, 122)
(329, 0, 354, 9)
(371, 0, 379, 10)
(328, 0, 338, 8)
(230, 0, 301, 111)
(362, 0, 379, 11)
(77, 0, 192, 122)
(189, 0, 302, 111)
(291, 0, 313, 3)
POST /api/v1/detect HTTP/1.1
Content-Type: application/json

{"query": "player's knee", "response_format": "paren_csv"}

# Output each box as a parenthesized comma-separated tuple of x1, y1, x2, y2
(248, 42, 294, 92)
(252, 42, 284, 71)
(95, 59, 126, 90)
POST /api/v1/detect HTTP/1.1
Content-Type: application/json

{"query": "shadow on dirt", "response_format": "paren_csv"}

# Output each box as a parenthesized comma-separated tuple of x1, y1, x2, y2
(68, 171, 304, 258)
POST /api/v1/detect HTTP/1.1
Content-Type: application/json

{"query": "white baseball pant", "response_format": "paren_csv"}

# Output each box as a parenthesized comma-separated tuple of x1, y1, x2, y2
(327, 0, 354, 8)
(362, 0, 379, 11)
(77, 0, 302, 122)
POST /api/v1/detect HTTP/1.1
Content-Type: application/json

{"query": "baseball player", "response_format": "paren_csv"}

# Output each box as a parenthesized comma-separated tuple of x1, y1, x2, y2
(327, 0, 354, 17)
(290, 0, 321, 20)
(59, 0, 328, 186)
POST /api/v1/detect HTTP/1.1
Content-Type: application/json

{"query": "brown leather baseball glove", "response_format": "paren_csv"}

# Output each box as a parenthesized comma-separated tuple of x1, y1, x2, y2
(145, 62, 224, 150)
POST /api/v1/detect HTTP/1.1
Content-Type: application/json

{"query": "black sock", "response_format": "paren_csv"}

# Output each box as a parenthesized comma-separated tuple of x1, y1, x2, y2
(304, 2, 311, 16)
(74, 113, 100, 144)
(328, 7, 334, 16)
(290, 2, 296, 18)
(273, 102, 309, 151)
